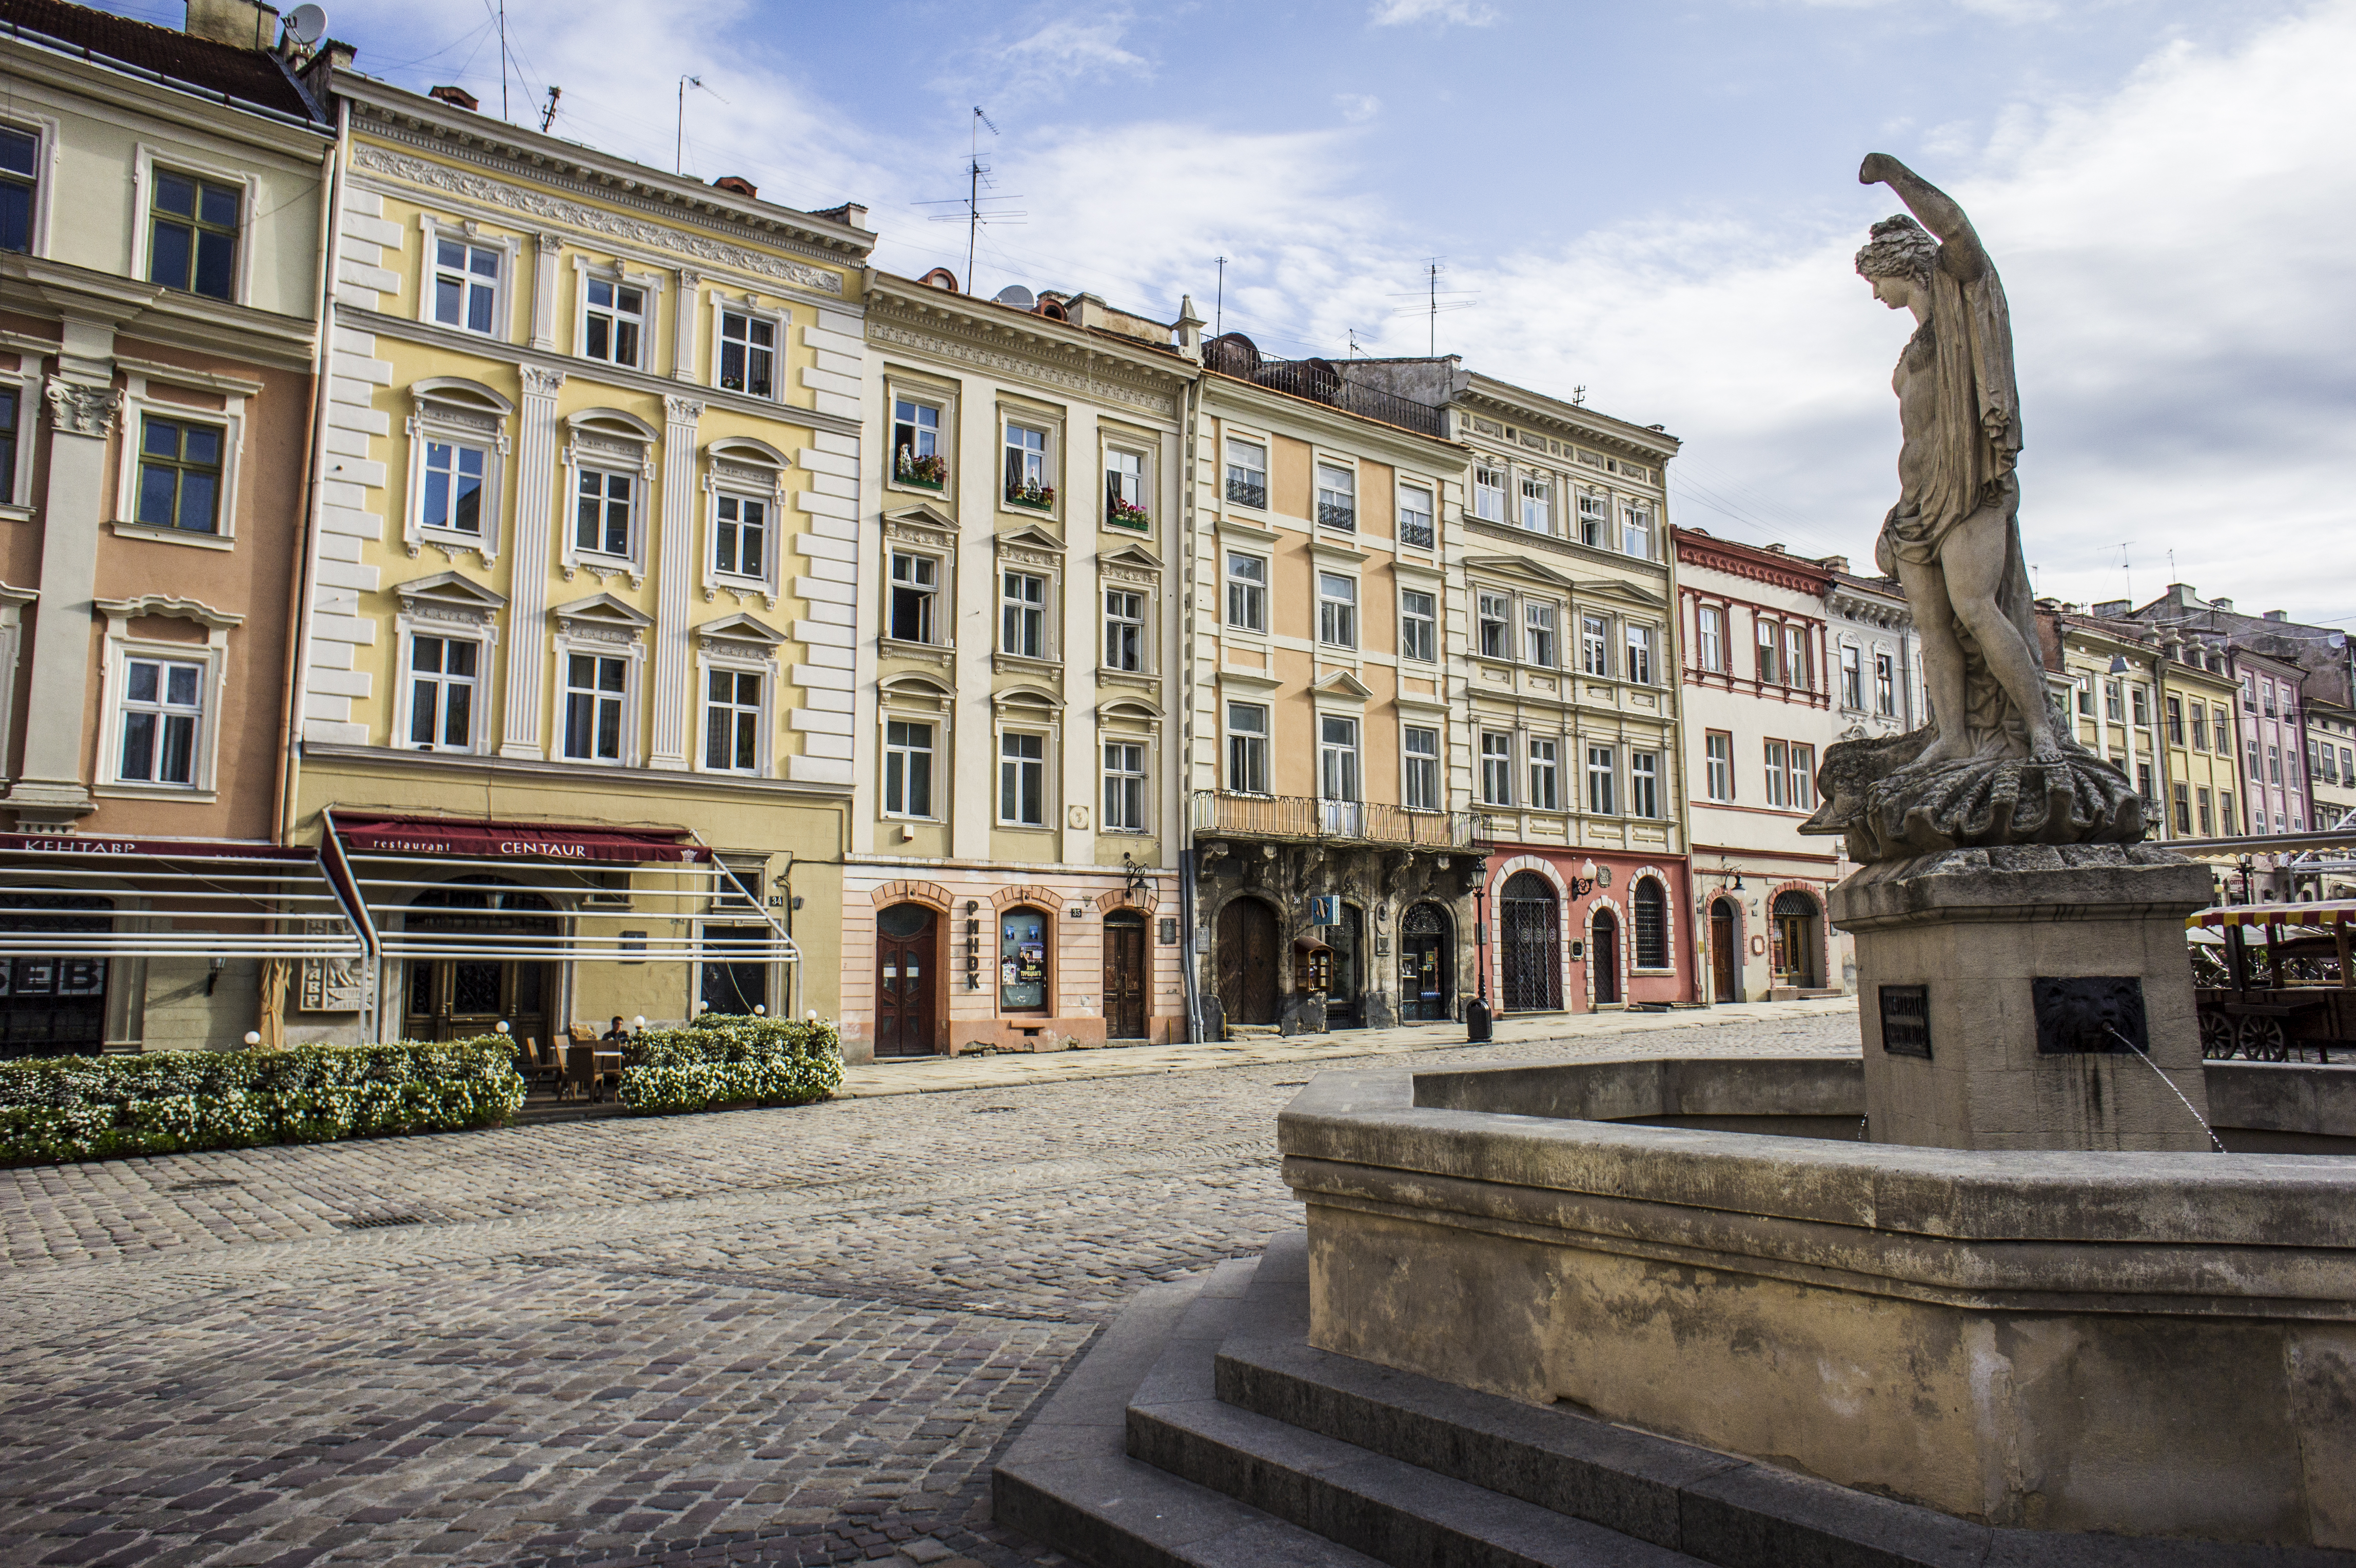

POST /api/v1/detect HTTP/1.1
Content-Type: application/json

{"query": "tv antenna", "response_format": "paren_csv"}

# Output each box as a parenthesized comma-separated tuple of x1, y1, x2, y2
(1347, 326, 1365, 358)
(676, 75, 726, 175)
(498, 0, 507, 121)
(1214, 255, 1226, 335)
(1571, 384, 1587, 405)
(917, 108, 1025, 294)
(1390, 259, 1475, 356)
(2118, 540, 2136, 605)
(538, 84, 562, 133)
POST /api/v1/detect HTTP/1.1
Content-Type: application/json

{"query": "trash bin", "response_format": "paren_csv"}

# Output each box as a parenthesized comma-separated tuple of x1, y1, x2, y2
(1464, 996, 1492, 1043)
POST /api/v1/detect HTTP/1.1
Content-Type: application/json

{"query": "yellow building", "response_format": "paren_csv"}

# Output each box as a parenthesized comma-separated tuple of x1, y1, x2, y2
(2045, 610, 2242, 846)
(283, 72, 874, 1043)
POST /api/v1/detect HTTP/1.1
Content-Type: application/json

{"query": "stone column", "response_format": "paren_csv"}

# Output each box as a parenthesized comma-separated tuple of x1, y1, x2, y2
(649, 394, 702, 770)
(528, 232, 563, 352)
(5, 375, 123, 826)
(671, 268, 700, 381)
(500, 365, 564, 759)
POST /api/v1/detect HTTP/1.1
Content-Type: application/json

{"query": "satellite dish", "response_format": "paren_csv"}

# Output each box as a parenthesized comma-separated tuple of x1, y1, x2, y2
(993, 284, 1034, 309)
(284, 4, 328, 44)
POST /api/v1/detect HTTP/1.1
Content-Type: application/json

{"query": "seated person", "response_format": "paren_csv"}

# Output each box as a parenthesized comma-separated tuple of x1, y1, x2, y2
(600, 1015, 631, 1043)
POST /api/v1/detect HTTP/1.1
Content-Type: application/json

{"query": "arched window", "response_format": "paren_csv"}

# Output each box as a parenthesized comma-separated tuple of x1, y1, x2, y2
(1499, 871, 1560, 1012)
(1633, 877, 1667, 969)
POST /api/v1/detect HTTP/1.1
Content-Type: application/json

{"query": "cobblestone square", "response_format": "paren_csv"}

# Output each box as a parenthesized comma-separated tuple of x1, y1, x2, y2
(0, 1009, 1856, 1568)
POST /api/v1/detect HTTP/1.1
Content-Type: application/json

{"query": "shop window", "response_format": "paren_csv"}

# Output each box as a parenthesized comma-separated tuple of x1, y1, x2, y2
(999, 907, 1048, 1011)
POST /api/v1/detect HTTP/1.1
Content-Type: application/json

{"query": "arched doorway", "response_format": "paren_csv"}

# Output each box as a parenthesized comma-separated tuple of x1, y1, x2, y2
(1399, 903, 1452, 1022)
(1772, 891, 1820, 989)
(1216, 897, 1281, 1026)
(1591, 908, 1622, 1005)
(1499, 871, 1560, 1012)
(1326, 904, 1366, 1029)
(1102, 911, 1148, 1038)
(1710, 898, 1740, 1003)
(403, 877, 556, 1042)
(875, 902, 938, 1057)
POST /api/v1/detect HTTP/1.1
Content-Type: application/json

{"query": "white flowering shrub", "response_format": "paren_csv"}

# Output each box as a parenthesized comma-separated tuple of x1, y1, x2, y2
(614, 1015, 841, 1114)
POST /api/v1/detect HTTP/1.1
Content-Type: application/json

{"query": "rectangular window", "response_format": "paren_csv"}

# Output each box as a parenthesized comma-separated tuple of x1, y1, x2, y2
(150, 170, 239, 300)
(1473, 462, 1506, 523)
(1316, 463, 1356, 531)
(1004, 422, 1051, 507)
(1103, 741, 1147, 832)
(407, 635, 477, 751)
(582, 278, 644, 367)
(883, 719, 933, 817)
(0, 125, 36, 254)
(430, 236, 499, 334)
(1698, 605, 1724, 673)
(999, 731, 1047, 825)
(1841, 646, 1863, 708)
(1763, 739, 1789, 809)
(1403, 726, 1440, 811)
(2190, 704, 2207, 750)
(1399, 486, 1435, 548)
(1626, 624, 1655, 685)
(704, 668, 761, 774)
(1001, 571, 1047, 658)
(892, 397, 944, 487)
(1225, 552, 1266, 633)
(1529, 737, 1561, 811)
(2263, 681, 2276, 718)
(1577, 491, 1607, 547)
(2343, 747, 2354, 784)
(2165, 696, 2184, 746)
(2243, 678, 2257, 714)
(1757, 619, 1780, 684)
(713, 495, 767, 580)
(1400, 589, 1436, 663)
(134, 416, 223, 534)
(1581, 614, 1611, 677)
(2075, 676, 2093, 716)
(2222, 790, 2236, 834)
(2197, 787, 2214, 836)
(1105, 448, 1147, 528)
(2249, 740, 2264, 781)
(1630, 750, 1660, 818)
(2268, 744, 2282, 785)
(1478, 592, 1511, 660)
(2131, 685, 2150, 727)
(1788, 743, 1815, 810)
(117, 657, 203, 785)
(2319, 741, 2338, 786)
(1524, 602, 1557, 668)
(1481, 731, 1512, 806)
(1784, 625, 1810, 691)
(1319, 715, 1360, 801)
(562, 653, 627, 762)
(1318, 572, 1357, 649)
(1227, 701, 1269, 793)
(1876, 652, 1896, 715)
(1519, 472, 1551, 532)
(718, 311, 776, 397)
(2137, 761, 2154, 802)
(0, 383, 15, 506)
(421, 439, 486, 535)
(574, 467, 633, 557)
(1704, 731, 1733, 801)
(1586, 745, 1616, 815)
(1104, 589, 1144, 672)
(1621, 501, 1653, 559)
(2216, 707, 2234, 754)
(1225, 439, 1267, 508)
(888, 551, 938, 644)
(2173, 781, 2192, 834)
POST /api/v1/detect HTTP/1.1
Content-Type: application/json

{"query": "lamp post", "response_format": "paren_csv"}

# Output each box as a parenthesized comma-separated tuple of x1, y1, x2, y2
(1566, 858, 1598, 897)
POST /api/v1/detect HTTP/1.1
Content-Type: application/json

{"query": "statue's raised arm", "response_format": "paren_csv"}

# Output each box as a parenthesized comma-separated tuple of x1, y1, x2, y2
(1859, 153, 1989, 282)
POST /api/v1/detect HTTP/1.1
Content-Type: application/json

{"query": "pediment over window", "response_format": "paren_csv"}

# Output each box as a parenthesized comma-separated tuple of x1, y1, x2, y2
(1312, 670, 1377, 700)
(706, 435, 790, 469)
(696, 611, 783, 649)
(992, 683, 1064, 712)
(1101, 543, 1163, 573)
(1463, 553, 1578, 590)
(395, 571, 509, 619)
(1577, 578, 1669, 610)
(886, 500, 956, 531)
(1098, 697, 1163, 722)
(566, 407, 660, 443)
(880, 672, 955, 703)
(551, 592, 654, 633)
(93, 593, 244, 630)
(996, 523, 1066, 555)
(412, 377, 514, 416)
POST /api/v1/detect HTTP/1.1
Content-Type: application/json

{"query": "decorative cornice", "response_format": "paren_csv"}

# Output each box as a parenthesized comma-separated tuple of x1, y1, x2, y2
(1675, 534, 1831, 597)
(352, 143, 845, 296)
(867, 307, 1178, 419)
(94, 593, 243, 629)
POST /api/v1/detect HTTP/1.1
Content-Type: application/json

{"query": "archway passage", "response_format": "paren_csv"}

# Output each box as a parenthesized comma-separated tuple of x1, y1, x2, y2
(1499, 871, 1560, 1012)
(1711, 898, 1740, 1003)
(403, 877, 555, 1043)
(1772, 891, 1820, 989)
(875, 902, 938, 1057)
(1215, 898, 1280, 1026)
(1326, 905, 1366, 1029)
(1102, 912, 1148, 1038)
(1399, 902, 1453, 1022)
(1592, 908, 1621, 1005)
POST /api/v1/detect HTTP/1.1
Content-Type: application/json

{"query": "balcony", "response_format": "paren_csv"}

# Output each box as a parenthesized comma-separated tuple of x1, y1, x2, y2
(1400, 516, 1435, 550)
(1317, 501, 1356, 532)
(1191, 791, 1487, 849)
(1225, 476, 1267, 509)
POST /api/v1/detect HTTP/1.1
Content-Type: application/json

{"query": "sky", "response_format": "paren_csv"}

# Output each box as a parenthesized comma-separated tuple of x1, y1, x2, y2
(102, 0, 2356, 624)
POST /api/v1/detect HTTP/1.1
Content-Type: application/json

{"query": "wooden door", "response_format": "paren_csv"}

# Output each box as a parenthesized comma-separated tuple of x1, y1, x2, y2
(1592, 910, 1621, 1004)
(404, 960, 549, 1042)
(1216, 898, 1279, 1026)
(1103, 915, 1148, 1038)
(1771, 893, 1817, 988)
(1710, 901, 1739, 1003)
(1398, 903, 1451, 1022)
(875, 903, 937, 1057)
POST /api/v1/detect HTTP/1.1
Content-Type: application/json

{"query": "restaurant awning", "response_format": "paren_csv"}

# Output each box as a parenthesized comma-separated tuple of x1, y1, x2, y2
(325, 811, 797, 965)
(2186, 900, 2356, 931)
(0, 832, 366, 958)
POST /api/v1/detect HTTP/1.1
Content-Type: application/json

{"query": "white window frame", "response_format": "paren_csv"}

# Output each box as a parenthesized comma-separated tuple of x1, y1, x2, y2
(1519, 471, 1552, 533)
(415, 214, 518, 340)
(1225, 550, 1268, 635)
(133, 142, 259, 308)
(1625, 623, 1656, 686)
(1529, 736, 1561, 812)
(1103, 440, 1150, 532)
(1226, 699, 1271, 794)
(1477, 591, 1512, 661)
(886, 545, 946, 648)
(1629, 750, 1660, 819)
(711, 296, 785, 400)
(1002, 569, 1050, 660)
(1102, 737, 1150, 834)
(1841, 644, 1864, 709)
(1764, 738, 1790, 809)
(0, 112, 60, 264)
(559, 413, 657, 584)
(882, 715, 940, 820)
(1577, 489, 1608, 547)
(695, 649, 773, 778)
(998, 728, 1051, 827)
(1524, 601, 1558, 669)
(557, 642, 640, 767)
(573, 259, 661, 370)
(1318, 571, 1359, 650)
(1399, 587, 1437, 664)
(402, 381, 511, 564)
(0, 361, 36, 520)
(1585, 744, 1617, 816)
(1620, 499, 1655, 560)
(1698, 604, 1724, 673)
(1004, 415, 1057, 515)
(109, 369, 253, 550)
(1875, 651, 1896, 715)
(702, 445, 789, 606)
(1704, 730, 1733, 801)
(1473, 462, 1506, 523)
(1580, 612, 1612, 678)
(1224, 435, 1269, 511)
(1103, 584, 1147, 674)
(1314, 457, 1357, 533)
(1480, 731, 1513, 807)
(1319, 713, 1362, 802)
(400, 628, 489, 755)
(92, 599, 237, 801)
(1402, 723, 1441, 812)
(1398, 483, 1436, 549)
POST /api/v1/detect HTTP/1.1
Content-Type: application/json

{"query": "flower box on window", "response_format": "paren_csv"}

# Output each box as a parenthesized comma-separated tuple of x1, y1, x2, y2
(897, 452, 948, 490)
(1107, 496, 1149, 530)
(1005, 482, 1056, 512)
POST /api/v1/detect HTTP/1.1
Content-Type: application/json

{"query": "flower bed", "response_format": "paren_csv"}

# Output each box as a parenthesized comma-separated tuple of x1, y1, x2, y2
(614, 1014, 842, 1115)
(0, 1037, 524, 1166)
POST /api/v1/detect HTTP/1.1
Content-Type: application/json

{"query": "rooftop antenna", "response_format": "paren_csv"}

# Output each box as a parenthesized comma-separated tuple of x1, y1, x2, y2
(2119, 540, 2136, 605)
(498, 0, 507, 122)
(1347, 326, 1364, 358)
(1390, 259, 1475, 356)
(1571, 384, 1587, 405)
(917, 108, 1024, 294)
(538, 84, 562, 133)
(1214, 255, 1226, 335)
(675, 75, 725, 175)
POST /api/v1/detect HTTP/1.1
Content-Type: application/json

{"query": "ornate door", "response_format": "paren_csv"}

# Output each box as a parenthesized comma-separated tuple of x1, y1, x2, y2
(1498, 871, 1560, 1012)
(1103, 914, 1148, 1038)
(1592, 909, 1621, 1005)
(1710, 900, 1739, 1003)
(1215, 898, 1279, 1026)
(1772, 892, 1818, 988)
(875, 903, 937, 1057)
(404, 959, 549, 1043)
(1398, 903, 1451, 1022)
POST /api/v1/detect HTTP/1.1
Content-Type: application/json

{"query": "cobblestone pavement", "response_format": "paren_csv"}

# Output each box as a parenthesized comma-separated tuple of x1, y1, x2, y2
(1, 1007, 1858, 1568)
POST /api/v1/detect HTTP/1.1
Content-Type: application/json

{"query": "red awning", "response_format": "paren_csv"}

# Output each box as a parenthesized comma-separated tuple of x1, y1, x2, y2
(330, 814, 711, 865)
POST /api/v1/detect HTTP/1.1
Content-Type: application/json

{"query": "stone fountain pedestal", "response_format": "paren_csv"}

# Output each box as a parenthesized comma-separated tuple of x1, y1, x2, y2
(1829, 842, 2218, 1151)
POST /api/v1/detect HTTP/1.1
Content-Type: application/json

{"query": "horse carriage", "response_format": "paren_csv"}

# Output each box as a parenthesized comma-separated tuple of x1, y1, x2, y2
(2189, 900, 2356, 1062)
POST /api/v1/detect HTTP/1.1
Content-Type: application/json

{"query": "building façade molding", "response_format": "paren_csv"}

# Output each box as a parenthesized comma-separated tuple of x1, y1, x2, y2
(866, 306, 1182, 422)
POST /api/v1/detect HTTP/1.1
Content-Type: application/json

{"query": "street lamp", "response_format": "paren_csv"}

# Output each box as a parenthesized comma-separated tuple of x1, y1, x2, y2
(1567, 858, 1598, 897)
(2235, 855, 2257, 905)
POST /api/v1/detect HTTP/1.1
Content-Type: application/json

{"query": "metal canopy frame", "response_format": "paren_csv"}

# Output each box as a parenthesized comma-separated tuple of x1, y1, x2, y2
(0, 839, 366, 959)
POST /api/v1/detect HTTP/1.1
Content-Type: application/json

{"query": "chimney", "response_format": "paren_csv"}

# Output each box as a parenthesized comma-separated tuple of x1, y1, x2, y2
(429, 85, 479, 111)
(712, 175, 757, 199)
(184, 0, 278, 47)
(2093, 599, 2130, 618)
(2263, 610, 2289, 622)
(2214, 597, 2235, 613)
(1175, 293, 1206, 363)
(1763, 543, 1786, 554)
(1815, 554, 1850, 573)
(809, 202, 869, 230)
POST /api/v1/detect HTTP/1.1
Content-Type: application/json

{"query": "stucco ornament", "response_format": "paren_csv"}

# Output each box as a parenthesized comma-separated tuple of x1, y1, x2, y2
(1802, 155, 2141, 862)
(44, 378, 121, 438)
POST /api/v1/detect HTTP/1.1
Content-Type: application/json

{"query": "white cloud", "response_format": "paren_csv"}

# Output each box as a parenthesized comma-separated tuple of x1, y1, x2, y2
(1369, 0, 1500, 27)
(1336, 93, 1382, 124)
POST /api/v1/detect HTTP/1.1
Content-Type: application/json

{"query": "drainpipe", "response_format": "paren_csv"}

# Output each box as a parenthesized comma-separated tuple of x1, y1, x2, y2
(1176, 371, 1205, 1043)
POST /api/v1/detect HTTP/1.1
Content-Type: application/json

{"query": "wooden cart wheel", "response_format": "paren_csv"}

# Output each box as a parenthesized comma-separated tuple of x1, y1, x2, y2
(2236, 1015, 2289, 1063)
(2199, 1010, 2236, 1059)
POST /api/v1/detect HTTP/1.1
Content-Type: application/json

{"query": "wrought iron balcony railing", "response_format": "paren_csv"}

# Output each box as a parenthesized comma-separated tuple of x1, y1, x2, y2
(1191, 791, 1488, 849)
(1225, 477, 1267, 509)
(1399, 516, 1435, 549)
(1316, 501, 1357, 532)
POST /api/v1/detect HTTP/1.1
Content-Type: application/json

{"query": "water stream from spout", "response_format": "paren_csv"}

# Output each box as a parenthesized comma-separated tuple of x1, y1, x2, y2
(2108, 1025, 2226, 1152)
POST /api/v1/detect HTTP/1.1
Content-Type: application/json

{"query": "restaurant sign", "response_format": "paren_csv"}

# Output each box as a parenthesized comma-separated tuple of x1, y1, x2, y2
(333, 816, 710, 865)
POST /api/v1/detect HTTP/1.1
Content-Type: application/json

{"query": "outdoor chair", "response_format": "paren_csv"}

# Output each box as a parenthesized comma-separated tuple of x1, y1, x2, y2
(559, 1041, 601, 1103)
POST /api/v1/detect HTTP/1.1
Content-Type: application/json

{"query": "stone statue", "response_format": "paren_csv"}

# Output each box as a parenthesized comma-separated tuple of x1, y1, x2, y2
(1802, 154, 2143, 862)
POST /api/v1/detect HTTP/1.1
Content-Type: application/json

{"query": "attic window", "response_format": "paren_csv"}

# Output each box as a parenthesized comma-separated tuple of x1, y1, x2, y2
(712, 175, 757, 199)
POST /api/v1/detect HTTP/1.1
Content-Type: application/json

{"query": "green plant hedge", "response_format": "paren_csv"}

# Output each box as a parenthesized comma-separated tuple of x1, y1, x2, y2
(0, 1037, 524, 1166)
(615, 1014, 841, 1114)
